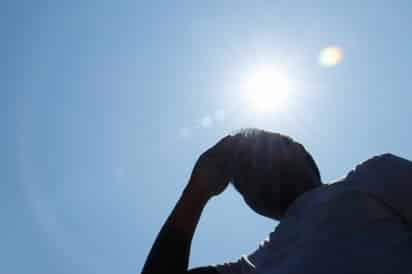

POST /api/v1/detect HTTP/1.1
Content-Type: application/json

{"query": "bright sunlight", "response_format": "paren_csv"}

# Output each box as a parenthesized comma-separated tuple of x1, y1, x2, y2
(242, 64, 293, 114)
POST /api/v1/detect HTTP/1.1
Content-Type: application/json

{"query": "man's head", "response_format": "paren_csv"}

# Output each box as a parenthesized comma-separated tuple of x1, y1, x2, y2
(229, 129, 322, 220)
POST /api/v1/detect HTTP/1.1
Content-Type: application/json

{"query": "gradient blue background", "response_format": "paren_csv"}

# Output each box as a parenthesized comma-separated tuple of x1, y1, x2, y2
(4, 1, 412, 273)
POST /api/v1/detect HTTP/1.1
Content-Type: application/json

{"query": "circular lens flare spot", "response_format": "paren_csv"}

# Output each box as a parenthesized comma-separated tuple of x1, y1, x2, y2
(319, 46, 343, 67)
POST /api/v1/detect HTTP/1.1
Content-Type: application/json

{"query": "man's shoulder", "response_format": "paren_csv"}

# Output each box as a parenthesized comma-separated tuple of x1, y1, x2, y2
(363, 153, 409, 165)
(286, 154, 412, 219)
(346, 153, 412, 182)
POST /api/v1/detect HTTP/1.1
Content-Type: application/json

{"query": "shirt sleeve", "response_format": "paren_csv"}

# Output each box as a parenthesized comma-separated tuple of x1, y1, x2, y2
(214, 233, 274, 274)
(347, 153, 412, 224)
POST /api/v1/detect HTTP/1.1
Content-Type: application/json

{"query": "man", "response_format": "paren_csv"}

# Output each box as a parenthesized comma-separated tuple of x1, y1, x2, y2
(142, 129, 412, 274)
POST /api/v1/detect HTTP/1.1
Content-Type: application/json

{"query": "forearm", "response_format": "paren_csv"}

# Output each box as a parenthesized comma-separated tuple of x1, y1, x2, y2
(141, 183, 210, 274)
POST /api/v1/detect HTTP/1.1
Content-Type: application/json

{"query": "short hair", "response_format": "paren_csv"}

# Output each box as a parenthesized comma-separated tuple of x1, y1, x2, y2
(231, 129, 321, 216)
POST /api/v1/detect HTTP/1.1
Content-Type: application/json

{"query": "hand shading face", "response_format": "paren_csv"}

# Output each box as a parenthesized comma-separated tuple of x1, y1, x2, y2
(229, 130, 321, 220)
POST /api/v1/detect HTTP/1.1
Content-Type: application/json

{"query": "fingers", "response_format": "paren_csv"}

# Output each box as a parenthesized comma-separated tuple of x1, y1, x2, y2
(215, 135, 233, 148)
(203, 134, 244, 166)
(208, 135, 233, 157)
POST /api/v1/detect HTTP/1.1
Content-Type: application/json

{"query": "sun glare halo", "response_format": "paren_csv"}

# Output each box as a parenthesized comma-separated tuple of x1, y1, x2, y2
(242, 64, 292, 114)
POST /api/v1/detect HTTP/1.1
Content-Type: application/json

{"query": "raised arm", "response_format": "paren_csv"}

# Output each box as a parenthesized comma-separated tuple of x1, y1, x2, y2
(141, 136, 234, 274)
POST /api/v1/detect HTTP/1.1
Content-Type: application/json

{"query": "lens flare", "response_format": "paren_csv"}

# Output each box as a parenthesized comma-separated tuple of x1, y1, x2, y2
(319, 46, 343, 67)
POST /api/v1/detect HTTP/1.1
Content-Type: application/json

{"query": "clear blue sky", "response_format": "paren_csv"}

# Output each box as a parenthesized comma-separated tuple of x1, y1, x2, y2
(3, 1, 412, 273)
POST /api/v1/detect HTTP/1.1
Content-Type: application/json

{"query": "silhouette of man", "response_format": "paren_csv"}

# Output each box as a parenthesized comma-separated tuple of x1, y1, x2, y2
(142, 129, 412, 274)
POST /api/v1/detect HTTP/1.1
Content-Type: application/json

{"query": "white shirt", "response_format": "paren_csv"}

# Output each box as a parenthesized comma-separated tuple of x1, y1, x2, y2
(215, 153, 412, 274)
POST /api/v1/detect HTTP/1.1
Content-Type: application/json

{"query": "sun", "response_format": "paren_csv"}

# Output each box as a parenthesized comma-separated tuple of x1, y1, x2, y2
(242, 64, 292, 113)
